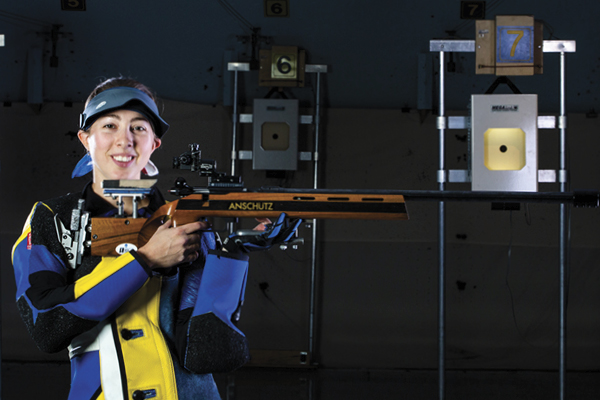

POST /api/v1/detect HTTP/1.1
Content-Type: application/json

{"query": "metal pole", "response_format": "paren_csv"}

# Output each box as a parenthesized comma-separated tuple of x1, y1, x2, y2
(231, 69, 239, 177)
(313, 71, 323, 191)
(2, 33, 6, 400)
(559, 54, 567, 192)
(437, 50, 446, 400)
(309, 71, 322, 361)
(227, 67, 242, 236)
(558, 50, 568, 400)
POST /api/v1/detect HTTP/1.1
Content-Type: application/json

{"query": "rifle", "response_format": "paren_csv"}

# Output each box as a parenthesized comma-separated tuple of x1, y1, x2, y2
(88, 178, 409, 257)
(64, 144, 599, 262)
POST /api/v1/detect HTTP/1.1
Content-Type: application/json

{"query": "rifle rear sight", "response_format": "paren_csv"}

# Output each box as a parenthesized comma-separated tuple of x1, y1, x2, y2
(172, 144, 243, 190)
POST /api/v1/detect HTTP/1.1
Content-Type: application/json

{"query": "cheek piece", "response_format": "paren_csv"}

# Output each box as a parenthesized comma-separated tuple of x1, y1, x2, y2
(72, 87, 169, 178)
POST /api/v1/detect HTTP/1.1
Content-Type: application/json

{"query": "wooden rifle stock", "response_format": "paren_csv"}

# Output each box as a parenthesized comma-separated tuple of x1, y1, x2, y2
(90, 189, 408, 257)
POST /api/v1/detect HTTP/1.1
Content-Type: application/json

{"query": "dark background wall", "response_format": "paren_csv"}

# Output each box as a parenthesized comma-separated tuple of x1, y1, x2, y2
(0, 0, 598, 113)
(0, 0, 598, 379)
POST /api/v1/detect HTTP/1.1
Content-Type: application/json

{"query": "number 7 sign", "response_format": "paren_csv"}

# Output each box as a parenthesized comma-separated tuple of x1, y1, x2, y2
(497, 26, 534, 63)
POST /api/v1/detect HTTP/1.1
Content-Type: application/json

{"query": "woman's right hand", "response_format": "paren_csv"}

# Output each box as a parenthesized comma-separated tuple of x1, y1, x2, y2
(136, 219, 209, 269)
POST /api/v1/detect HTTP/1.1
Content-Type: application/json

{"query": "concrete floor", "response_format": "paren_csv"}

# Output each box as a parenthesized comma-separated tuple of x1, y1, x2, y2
(2, 361, 599, 399)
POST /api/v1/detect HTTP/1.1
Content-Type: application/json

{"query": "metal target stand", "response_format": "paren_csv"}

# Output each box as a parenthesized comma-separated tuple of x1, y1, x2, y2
(430, 38, 576, 400)
(226, 60, 328, 369)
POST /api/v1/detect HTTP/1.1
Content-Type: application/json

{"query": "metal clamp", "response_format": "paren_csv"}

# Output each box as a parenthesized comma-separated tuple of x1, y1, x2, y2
(558, 169, 568, 183)
(437, 170, 447, 183)
(558, 116, 568, 129)
(436, 116, 447, 130)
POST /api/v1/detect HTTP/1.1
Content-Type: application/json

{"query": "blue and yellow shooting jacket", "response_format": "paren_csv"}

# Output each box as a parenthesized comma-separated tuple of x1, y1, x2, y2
(12, 184, 244, 400)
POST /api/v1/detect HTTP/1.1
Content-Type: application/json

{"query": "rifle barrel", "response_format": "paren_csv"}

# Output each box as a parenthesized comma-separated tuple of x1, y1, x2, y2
(188, 187, 599, 207)
(400, 189, 598, 207)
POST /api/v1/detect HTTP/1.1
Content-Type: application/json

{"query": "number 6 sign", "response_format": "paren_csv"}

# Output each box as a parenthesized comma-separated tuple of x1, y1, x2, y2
(272, 49, 297, 79)
(259, 46, 306, 87)
(264, 0, 289, 17)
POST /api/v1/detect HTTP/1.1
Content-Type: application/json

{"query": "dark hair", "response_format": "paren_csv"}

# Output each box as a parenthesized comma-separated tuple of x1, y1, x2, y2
(85, 77, 157, 107)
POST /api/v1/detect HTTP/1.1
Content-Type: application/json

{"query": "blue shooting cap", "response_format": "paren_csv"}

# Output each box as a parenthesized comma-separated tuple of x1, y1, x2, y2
(79, 87, 169, 138)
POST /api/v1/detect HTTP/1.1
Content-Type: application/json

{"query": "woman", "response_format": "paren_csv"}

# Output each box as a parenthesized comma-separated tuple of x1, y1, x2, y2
(11, 78, 298, 400)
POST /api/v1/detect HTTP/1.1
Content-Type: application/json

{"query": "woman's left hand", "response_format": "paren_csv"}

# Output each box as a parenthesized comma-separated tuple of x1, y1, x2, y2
(253, 218, 272, 231)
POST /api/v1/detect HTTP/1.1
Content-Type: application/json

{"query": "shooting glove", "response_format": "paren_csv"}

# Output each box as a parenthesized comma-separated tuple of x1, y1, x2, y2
(222, 213, 302, 254)
(178, 247, 250, 374)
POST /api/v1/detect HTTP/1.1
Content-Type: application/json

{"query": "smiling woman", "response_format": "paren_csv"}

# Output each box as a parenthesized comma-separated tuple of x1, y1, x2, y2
(73, 81, 168, 215)
(78, 109, 162, 198)
(10, 77, 283, 400)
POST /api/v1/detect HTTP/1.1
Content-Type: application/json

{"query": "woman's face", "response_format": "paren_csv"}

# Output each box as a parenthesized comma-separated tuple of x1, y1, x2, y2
(77, 109, 162, 182)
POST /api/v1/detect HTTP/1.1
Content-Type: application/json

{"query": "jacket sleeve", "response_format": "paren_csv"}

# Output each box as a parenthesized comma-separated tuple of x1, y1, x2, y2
(175, 232, 251, 374)
(12, 202, 151, 353)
